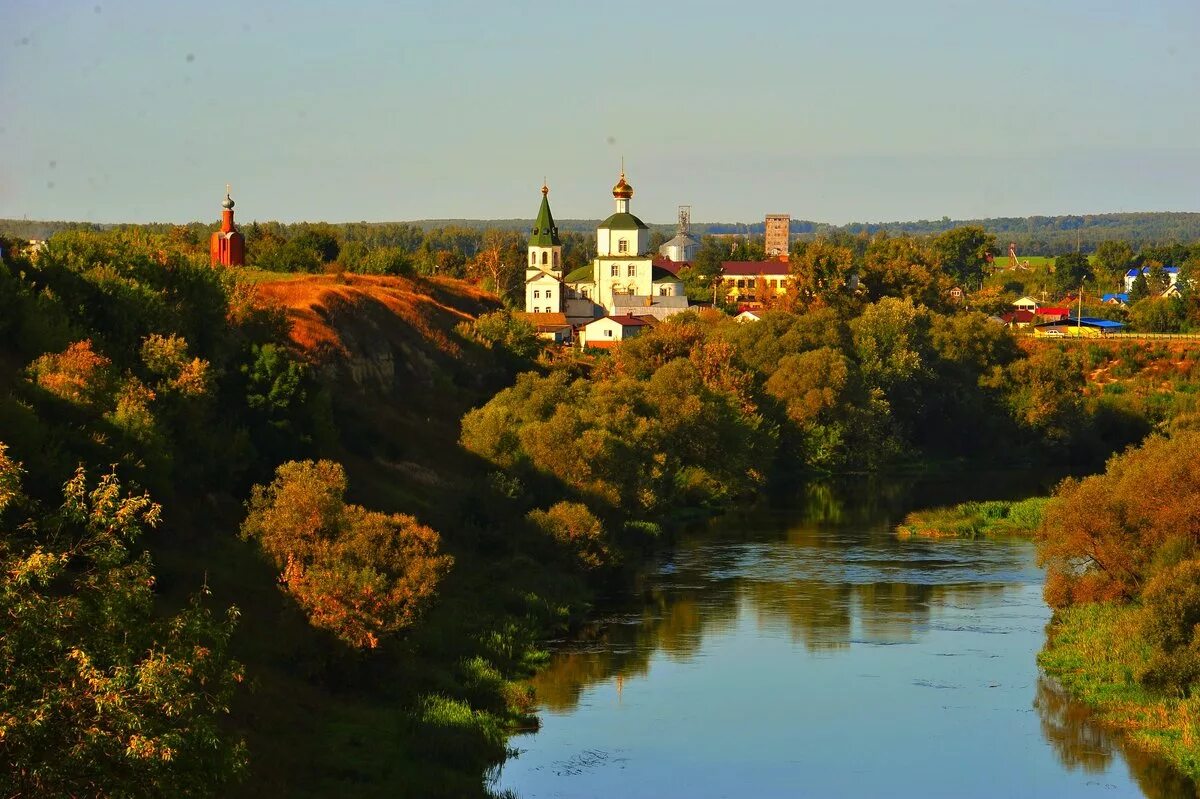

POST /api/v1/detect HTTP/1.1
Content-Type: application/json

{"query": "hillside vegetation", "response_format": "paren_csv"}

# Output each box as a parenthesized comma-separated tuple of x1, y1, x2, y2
(2, 222, 1197, 797)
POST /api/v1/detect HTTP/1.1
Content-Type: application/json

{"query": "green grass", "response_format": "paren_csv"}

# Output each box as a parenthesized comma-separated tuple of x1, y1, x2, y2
(1040, 602, 1200, 781)
(895, 497, 1048, 540)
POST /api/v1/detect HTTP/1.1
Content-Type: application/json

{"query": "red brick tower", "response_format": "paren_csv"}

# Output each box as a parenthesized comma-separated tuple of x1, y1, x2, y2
(210, 185, 245, 267)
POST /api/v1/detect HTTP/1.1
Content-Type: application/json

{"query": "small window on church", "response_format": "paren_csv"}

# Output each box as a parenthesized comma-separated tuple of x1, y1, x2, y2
(618, 239, 628, 254)
(610, 264, 619, 277)
(546, 290, 552, 299)
(627, 264, 636, 277)
(530, 252, 535, 266)
(553, 252, 559, 267)
(534, 290, 540, 299)
(542, 252, 548, 265)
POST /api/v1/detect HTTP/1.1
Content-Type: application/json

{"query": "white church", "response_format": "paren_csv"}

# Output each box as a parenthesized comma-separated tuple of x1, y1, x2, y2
(523, 171, 689, 327)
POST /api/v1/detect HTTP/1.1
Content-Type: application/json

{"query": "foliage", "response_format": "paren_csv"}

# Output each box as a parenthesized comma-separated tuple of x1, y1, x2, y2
(27, 339, 114, 408)
(931, 225, 995, 287)
(1052, 252, 1094, 294)
(457, 310, 542, 362)
(526, 502, 611, 570)
(1039, 432, 1200, 610)
(241, 460, 454, 649)
(1128, 296, 1187, 333)
(1039, 602, 1200, 783)
(0, 447, 245, 796)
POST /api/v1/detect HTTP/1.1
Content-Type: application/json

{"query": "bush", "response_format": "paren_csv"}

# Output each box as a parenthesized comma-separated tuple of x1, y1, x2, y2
(1139, 560, 1200, 693)
(241, 460, 453, 649)
(526, 501, 611, 570)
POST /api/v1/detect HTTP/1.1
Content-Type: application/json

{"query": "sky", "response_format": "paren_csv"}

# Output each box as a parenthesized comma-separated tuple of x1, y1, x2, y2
(1, 0, 1198, 226)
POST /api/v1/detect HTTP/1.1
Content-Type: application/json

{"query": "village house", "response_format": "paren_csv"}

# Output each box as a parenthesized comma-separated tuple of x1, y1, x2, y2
(1124, 266, 1180, 293)
(720, 260, 792, 306)
(516, 311, 573, 344)
(1011, 296, 1039, 313)
(579, 314, 656, 348)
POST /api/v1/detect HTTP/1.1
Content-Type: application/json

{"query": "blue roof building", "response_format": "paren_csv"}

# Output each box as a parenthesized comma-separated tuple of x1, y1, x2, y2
(1124, 265, 1180, 292)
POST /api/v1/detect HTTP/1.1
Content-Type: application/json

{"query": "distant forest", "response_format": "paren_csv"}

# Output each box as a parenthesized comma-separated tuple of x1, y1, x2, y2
(3, 211, 1200, 256)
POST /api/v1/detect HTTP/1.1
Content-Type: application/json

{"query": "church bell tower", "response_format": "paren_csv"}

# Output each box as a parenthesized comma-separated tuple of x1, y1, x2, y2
(210, 185, 245, 267)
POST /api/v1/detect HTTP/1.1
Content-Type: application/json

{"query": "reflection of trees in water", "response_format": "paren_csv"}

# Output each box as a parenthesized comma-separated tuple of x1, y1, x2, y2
(531, 475, 1047, 714)
(1035, 677, 1199, 799)
(531, 577, 739, 713)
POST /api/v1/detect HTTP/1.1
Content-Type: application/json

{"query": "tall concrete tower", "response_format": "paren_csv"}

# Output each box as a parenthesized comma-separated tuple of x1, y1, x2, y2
(765, 214, 791, 259)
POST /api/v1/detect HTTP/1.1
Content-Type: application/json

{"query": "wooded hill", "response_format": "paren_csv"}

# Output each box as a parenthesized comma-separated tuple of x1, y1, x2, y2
(5, 211, 1199, 256)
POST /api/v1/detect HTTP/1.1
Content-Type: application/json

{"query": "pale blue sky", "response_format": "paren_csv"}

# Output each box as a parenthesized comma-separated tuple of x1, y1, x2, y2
(2, 0, 1198, 225)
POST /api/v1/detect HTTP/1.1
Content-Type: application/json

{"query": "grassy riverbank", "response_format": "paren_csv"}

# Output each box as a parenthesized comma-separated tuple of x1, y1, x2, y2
(894, 497, 1048, 539)
(1040, 602, 1200, 781)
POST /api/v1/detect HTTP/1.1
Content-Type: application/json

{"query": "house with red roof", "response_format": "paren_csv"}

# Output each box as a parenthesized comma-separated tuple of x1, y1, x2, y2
(720, 260, 793, 306)
(1036, 306, 1070, 322)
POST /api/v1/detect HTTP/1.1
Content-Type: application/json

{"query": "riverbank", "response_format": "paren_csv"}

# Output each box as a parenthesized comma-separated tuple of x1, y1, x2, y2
(894, 497, 1048, 540)
(1039, 602, 1200, 782)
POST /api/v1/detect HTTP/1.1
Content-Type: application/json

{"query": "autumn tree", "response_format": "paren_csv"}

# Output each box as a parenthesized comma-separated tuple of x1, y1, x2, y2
(787, 240, 859, 309)
(1039, 432, 1200, 609)
(0, 445, 245, 796)
(241, 459, 453, 649)
(526, 501, 611, 570)
(859, 234, 951, 307)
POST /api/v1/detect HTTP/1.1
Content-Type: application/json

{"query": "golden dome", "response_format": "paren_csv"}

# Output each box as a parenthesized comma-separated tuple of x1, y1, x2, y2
(612, 172, 633, 200)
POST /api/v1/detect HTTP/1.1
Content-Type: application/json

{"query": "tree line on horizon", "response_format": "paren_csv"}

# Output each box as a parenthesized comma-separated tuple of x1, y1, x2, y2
(5, 209, 1200, 259)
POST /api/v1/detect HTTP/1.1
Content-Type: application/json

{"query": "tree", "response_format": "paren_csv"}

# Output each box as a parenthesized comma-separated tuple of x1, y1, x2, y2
(1128, 296, 1186, 333)
(1093, 240, 1135, 288)
(931, 226, 996, 287)
(1039, 432, 1200, 609)
(788, 240, 858, 308)
(241, 460, 453, 649)
(1052, 252, 1093, 295)
(0, 446, 245, 796)
(1129, 271, 1151, 302)
(860, 233, 951, 307)
(468, 228, 523, 303)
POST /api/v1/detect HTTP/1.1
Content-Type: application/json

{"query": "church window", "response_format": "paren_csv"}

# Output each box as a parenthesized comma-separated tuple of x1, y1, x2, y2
(534, 290, 540, 298)
(546, 290, 552, 299)
(553, 252, 559, 267)
(610, 264, 619, 277)
(542, 252, 548, 265)
(530, 252, 536, 266)
(627, 264, 636, 277)
(618, 239, 628, 254)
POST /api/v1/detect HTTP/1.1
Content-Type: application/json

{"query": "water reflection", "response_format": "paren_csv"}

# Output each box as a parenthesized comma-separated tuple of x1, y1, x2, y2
(1036, 678, 1200, 799)
(533, 475, 1044, 711)
(503, 473, 1196, 798)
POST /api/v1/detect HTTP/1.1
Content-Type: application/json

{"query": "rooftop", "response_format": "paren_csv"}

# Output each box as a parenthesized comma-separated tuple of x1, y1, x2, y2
(721, 260, 792, 276)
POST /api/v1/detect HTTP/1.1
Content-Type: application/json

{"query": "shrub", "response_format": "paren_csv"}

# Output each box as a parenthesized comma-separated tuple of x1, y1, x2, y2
(526, 501, 611, 570)
(1139, 560, 1200, 694)
(27, 340, 113, 407)
(241, 460, 453, 648)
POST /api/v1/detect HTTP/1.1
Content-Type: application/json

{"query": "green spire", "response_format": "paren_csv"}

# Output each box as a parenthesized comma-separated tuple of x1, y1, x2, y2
(529, 183, 560, 247)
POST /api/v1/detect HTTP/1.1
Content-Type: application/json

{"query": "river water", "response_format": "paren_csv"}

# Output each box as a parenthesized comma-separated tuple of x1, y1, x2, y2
(492, 474, 1197, 799)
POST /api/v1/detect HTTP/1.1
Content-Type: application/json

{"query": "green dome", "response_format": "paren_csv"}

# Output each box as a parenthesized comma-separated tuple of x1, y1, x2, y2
(598, 211, 648, 231)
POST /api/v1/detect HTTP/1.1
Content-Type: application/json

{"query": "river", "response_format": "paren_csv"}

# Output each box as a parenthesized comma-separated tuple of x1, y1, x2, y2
(492, 473, 1197, 799)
